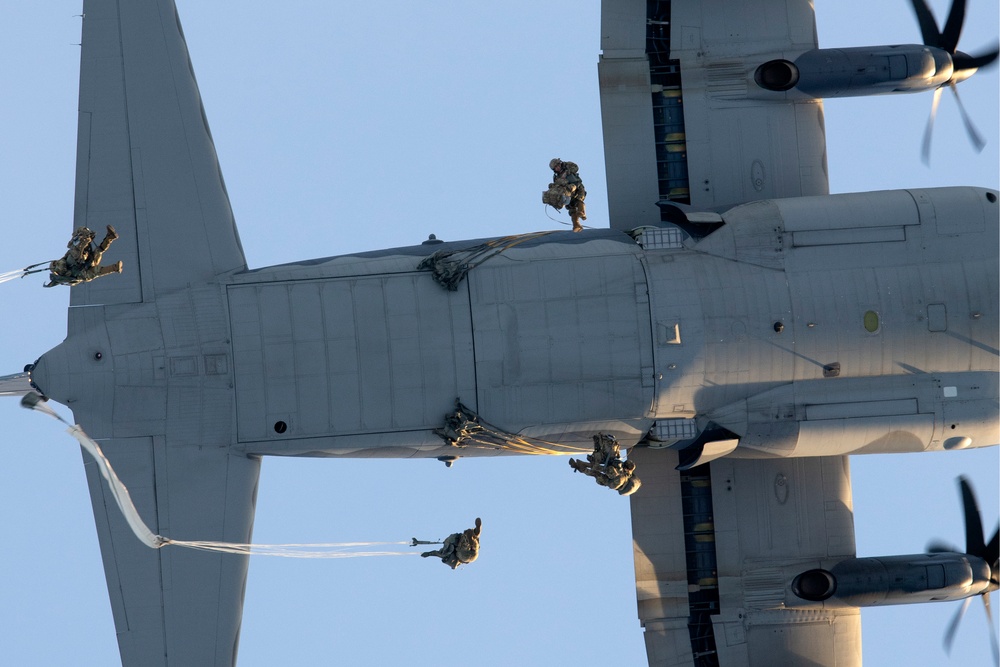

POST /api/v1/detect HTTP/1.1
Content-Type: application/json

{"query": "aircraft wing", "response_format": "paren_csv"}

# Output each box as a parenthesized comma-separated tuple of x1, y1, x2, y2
(629, 448, 861, 666)
(63, 1, 257, 664)
(599, 0, 828, 230)
(604, 5, 851, 659)
(69, 0, 246, 308)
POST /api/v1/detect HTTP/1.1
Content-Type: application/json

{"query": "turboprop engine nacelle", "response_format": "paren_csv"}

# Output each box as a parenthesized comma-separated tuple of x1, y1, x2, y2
(751, 0, 998, 158)
(792, 553, 995, 608)
(754, 45, 958, 98)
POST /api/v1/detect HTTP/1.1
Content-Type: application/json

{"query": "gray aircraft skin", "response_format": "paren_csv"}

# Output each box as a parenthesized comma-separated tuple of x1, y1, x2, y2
(9, 0, 998, 665)
(32, 187, 999, 461)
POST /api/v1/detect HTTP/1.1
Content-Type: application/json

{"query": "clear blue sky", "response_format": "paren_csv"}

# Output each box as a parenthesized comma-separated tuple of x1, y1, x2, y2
(0, 1, 997, 666)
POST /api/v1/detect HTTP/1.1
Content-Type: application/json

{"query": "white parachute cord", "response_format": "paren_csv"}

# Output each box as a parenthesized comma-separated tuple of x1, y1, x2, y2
(0, 260, 57, 284)
(162, 540, 413, 558)
(0, 269, 29, 284)
(22, 395, 416, 558)
(67, 424, 164, 548)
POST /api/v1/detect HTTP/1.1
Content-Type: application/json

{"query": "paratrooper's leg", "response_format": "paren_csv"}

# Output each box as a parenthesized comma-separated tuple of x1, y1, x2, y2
(95, 261, 124, 278)
(98, 225, 119, 252)
(88, 227, 117, 267)
(568, 196, 586, 232)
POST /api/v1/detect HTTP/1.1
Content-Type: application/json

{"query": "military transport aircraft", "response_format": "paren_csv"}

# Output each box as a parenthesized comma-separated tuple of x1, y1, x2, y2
(0, 1, 997, 666)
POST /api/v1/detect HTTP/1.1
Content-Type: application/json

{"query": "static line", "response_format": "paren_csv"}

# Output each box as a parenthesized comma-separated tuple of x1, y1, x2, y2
(164, 540, 414, 558)
(542, 204, 592, 230)
(21, 394, 417, 558)
(0, 261, 57, 284)
(0, 269, 28, 284)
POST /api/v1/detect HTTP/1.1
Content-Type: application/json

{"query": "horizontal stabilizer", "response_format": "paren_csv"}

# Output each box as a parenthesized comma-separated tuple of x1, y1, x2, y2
(70, 0, 246, 307)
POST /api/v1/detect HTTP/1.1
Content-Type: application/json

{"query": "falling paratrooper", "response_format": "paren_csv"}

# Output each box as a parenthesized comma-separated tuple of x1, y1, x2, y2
(42, 225, 123, 287)
(568, 433, 642, 496)
(413, 518, 482, 569)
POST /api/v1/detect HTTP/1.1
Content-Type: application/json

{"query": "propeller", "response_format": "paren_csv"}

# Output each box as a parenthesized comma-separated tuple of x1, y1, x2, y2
(926, 476, 1000, 664)
(910, 0, 999, 162)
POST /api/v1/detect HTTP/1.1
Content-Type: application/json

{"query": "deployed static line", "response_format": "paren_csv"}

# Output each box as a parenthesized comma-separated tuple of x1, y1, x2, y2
(20, 393, 417, 559)
(0, 261, 54, 285)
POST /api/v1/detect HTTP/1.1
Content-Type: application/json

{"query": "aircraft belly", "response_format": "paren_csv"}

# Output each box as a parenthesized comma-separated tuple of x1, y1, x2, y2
(694, 256, 794, 409)
(642, 252, 705, 421)
(788, 261, 998, 380)
(467, 250, 655, 445)
(643, 250, 796, 423)
(229, 274, 476, 444)
(679, 186, 999, 457)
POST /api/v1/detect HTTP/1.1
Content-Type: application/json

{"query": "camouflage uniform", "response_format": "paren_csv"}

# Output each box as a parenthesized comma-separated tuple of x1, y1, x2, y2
(45, 225, 123, 287)
(568, 433, 621, 476)
(542, 158, 587, 232)
(596, 459, 641, 495)
(568, 434, 641, 496)
(595, 460, 630, 491)
(421, 518, 482, 569)
(590, 432, 621, 467)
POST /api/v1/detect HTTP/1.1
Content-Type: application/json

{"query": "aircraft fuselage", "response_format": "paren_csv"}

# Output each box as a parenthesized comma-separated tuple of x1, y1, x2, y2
(31, 186, 999, 462)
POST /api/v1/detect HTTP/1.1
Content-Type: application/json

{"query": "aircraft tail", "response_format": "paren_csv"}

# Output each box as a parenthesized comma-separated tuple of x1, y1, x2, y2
(70, 0, 246, 307)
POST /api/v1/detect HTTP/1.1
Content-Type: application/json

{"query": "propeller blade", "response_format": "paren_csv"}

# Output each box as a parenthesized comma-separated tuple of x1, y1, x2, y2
(954, 46, 1000, 72)
(921, 86, 944, 164)
(985, 593, 1000, 667)
(911, 0, 944, 47)
(960, 475, 987, 556)
(940, 0, 967, 53)
(927, 539, 961, 553)
(948, 83, 987, 153)
(945, 596, 973, 653)
(987, 526, 999, 570)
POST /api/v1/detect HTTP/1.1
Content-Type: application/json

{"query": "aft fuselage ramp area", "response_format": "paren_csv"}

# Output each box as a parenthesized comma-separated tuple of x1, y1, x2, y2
(226, 232, 656, 457)
(228, 274, 477, 446)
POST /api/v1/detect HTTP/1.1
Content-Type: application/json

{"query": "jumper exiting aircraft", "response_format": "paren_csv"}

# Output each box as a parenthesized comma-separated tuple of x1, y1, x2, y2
(2, 0, 998, 665)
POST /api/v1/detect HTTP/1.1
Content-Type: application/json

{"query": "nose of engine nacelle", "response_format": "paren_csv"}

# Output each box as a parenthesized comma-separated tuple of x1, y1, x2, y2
(923, 48, 955, 87)
(30, 325, 114, 436)
(949, 51, 978, 84)
(791, 569, 837, 601)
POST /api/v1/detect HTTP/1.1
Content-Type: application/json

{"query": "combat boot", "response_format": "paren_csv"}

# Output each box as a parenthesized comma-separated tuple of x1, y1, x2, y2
(98, 227, 120, 253)
(95, 261, 123, 278)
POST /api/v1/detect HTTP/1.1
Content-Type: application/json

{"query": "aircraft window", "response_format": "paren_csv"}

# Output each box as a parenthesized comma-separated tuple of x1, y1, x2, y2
(864, 310, 880, 333)
(273, 421, 287, 434)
